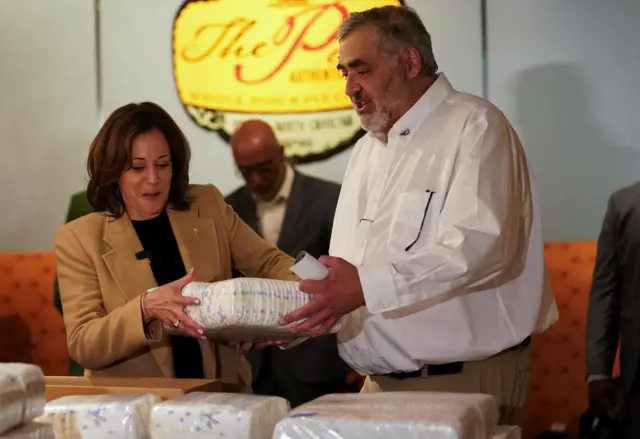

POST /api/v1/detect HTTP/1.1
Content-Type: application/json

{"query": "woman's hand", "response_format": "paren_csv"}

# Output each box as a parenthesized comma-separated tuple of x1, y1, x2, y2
(142, 268, 205, 339)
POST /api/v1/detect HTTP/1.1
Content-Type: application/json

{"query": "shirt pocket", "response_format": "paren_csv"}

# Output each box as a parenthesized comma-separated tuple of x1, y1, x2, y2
(388, 191, 435, 253)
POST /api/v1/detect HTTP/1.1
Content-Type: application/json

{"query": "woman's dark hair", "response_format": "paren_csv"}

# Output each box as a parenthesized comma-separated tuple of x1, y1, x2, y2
(86, 102, 191, 217)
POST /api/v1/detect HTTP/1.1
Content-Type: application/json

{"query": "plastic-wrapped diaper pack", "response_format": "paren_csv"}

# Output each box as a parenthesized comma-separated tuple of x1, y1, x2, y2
(0, 374, 25, 435)
(0, 421, 53, 439)
(39, 394, 161, 439)
(1, 364, 46, 424)
(166, 279, 343, 342)
(0, 363, 46, 435)
(150, 392, 290, 439)
(272, 392, 499, 439)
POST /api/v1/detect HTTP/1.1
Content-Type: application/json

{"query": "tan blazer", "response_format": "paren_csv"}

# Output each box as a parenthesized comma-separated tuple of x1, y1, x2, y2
(54, 184, 298, 386)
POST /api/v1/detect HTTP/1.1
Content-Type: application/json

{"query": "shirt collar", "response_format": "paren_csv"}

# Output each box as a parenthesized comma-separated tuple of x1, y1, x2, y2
(253, 163, 294, 204)
(383, 73, 454, 143)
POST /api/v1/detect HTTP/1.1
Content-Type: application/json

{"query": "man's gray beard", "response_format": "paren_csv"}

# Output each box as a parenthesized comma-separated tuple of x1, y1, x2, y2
(358, 76, 404, 139)
(358, 96, 401, 142)
(359, 103, 391, 135)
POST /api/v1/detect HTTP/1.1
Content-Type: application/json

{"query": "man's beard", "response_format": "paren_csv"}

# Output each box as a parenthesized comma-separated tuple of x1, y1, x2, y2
(358, 75, 404, 136)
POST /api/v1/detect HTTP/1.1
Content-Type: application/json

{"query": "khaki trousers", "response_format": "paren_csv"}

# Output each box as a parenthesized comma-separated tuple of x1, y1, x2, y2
(361, 345, 531, 426)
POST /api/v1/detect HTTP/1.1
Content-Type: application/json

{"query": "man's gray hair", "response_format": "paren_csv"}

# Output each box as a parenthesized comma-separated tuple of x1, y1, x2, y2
(337, 6, 438, 77)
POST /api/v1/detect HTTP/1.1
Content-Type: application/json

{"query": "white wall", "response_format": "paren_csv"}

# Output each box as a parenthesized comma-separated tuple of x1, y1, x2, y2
(99, 0, 482, 194)
(0, 0, 481, 251)
(487, 0, 640, 240)
(0, 1, 98, 251)
(7, 0, 637, 250)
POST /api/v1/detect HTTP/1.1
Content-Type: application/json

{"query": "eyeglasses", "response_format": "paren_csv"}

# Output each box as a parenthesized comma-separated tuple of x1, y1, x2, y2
(405, 190, 436, 252)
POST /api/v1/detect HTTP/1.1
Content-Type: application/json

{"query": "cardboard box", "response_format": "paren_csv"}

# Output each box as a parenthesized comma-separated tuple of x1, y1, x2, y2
(44, 376, 224, 402)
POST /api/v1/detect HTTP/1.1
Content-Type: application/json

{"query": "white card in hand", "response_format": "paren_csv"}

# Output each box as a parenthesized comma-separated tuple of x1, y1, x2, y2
(290, 252, 329, 280)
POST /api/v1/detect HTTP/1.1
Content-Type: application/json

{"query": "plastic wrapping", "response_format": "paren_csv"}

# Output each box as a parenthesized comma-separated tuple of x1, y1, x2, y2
(150, 392, 290, 439)
(165, 279, 342, 342)
(272, 392, 498, 439)
(0, 364, 46, 423)
(0, 422, 53, 439)
(492, 426, 521, 439)
(40, 394, 161, 439)
(0, 374, 25, 435)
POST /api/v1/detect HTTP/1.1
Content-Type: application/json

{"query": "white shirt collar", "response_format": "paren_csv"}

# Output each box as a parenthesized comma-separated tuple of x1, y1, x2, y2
(375, 73, 454, 144)
(277, 163, 295, 202)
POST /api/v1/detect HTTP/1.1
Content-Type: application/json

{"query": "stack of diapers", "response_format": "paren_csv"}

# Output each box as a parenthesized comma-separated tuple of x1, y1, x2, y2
(164, 279, 344, 342)
(33, 392, 290, 439)
(150, 392, 290, 439)
(272, 392, 499, 439)
(38, 394, 161, 439)
(0, 363, 51, 439)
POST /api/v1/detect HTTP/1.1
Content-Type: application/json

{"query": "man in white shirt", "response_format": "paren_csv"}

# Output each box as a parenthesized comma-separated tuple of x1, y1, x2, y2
(279, 5, 558, 425)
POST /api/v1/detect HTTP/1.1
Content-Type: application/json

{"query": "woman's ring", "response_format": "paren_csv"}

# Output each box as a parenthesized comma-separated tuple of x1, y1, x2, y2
(173, 319, 181, 328)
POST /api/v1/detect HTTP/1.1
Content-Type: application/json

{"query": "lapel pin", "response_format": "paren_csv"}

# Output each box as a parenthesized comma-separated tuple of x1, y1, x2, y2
(400, 129, 410, 136)
(194, 228, 199, 236)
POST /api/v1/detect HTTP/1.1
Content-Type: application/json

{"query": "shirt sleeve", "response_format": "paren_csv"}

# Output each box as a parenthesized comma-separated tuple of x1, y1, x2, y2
(359, 107, 531, 313)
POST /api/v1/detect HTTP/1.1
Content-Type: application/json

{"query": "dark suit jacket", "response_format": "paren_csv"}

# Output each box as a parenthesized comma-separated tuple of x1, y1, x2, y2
(586, 182, 640, 392)
(225, 170, 350, 383)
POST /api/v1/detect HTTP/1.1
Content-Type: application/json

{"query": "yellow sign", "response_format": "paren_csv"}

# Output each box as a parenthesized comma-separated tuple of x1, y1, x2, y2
(173, 0, 403, 163)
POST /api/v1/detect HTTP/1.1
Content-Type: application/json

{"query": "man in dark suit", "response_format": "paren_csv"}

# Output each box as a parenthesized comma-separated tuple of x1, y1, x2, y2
(225, 119, 354, 407)
(53, 190, 93, 376)
(586, 182, 640, 438)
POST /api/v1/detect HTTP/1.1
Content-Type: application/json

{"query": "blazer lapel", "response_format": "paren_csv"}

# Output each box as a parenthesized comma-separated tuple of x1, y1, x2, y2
(102, 214, 173, 377)
(102, 214, 157, 302)
(168, 202, 222, 379)
(167, 202, 222, 283)
(277, 172, 305, 252)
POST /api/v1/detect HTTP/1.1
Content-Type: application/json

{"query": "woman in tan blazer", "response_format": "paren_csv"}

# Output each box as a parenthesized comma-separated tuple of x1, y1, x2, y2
(54, 102, 298, 387)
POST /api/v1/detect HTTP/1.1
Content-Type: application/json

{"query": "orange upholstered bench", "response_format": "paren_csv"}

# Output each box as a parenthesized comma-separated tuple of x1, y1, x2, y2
(524, 242, 620, 438)
(0, 246, 608, 437)
(0, 252, 68, 375)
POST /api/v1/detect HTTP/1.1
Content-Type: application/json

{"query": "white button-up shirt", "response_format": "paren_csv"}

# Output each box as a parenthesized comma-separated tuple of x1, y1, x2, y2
(331, 74, 559, 376)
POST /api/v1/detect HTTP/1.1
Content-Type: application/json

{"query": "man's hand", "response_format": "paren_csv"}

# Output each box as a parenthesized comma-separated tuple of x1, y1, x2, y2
(278, 256, 365, 336)
(588, 379, 619, 420)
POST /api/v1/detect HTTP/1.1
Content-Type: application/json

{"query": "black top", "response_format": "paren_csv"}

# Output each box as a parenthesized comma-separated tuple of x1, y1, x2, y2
(131, 210, 204, 379)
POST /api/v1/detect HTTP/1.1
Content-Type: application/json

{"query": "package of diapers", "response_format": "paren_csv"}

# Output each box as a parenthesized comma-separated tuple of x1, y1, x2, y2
(273, 392, 499, 439)
(150, 392, 290, 439)
(165, 279, 343, 342)
(0, 373, 25, 435)
(0, 422, 53, 439)
(0, 364, 46, 423)
(40, 394, 161, 439)
(492, 426, 521, 439)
